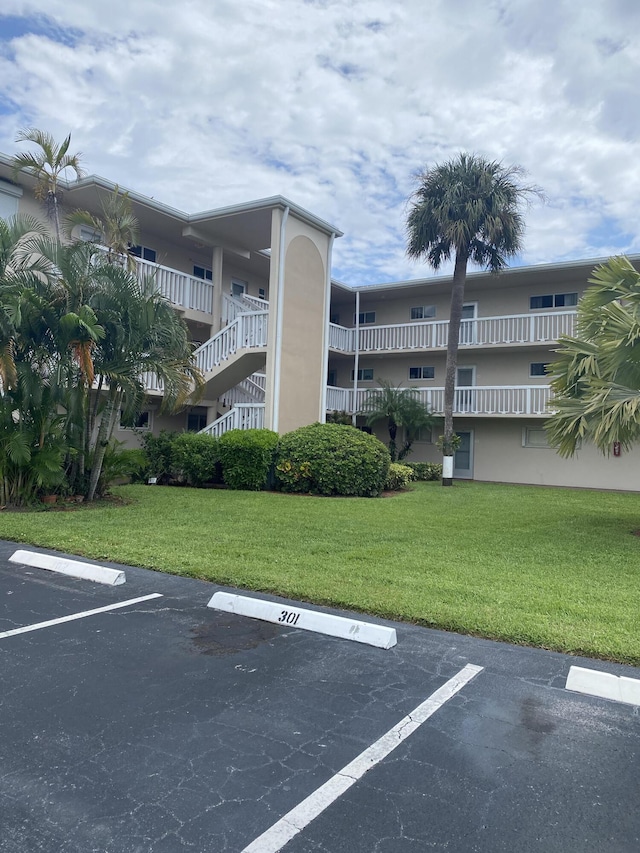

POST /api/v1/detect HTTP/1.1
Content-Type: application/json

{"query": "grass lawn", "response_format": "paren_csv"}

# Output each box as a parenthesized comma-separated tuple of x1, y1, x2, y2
(1, 481, 639, 665)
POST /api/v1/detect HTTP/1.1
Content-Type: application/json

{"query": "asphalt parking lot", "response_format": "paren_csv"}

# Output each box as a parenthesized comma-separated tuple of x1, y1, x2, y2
(0, 538, 638, 853)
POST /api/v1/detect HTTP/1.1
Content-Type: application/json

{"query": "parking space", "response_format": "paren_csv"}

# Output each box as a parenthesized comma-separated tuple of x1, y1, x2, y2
(0, 539, 638, 852)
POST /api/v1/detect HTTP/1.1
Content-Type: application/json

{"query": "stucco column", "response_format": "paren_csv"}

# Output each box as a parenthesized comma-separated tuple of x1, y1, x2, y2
(211, 245, 224, 333)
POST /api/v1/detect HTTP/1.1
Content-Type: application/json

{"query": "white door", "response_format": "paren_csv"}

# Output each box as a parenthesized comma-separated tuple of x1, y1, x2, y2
(459, 303, 477, 345)
(453, 430, 474, 479)
(455, 366, 476, 413)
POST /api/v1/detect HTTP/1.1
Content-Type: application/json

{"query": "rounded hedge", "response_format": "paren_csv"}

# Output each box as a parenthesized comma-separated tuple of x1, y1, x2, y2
(218, 428, 279, 490)
(275, 423, 390, 497)
(172, 432, 219, 487)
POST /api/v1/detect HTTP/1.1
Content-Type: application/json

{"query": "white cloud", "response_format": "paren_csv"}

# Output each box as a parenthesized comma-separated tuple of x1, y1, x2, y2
(0, 0, 639, 284)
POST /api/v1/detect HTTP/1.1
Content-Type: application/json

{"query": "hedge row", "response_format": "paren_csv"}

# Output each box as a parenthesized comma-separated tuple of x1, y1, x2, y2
(139, 423, 393, 496)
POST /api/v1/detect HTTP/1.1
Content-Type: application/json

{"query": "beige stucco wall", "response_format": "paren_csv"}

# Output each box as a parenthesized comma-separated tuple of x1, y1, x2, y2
(456, 419, 640, 491)
(276, 225, 328, 433)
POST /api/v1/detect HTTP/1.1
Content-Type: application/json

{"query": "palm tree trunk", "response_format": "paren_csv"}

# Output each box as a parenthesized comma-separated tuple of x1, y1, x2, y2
(87, 388, 122, 501)
(442, 251, 468, 485)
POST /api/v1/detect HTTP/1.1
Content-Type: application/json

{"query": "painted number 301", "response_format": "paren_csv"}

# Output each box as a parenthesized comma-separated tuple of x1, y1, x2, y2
(278, 609, 301, 625)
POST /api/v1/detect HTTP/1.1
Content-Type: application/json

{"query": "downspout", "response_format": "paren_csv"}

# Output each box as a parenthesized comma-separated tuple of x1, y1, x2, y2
(352, 289, 360, 425)
(320, 232, 336, 422)
(271, 205, 289, 434)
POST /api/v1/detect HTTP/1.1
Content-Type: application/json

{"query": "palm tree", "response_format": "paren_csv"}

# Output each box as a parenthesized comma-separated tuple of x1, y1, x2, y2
(546, 256, 640, 456)
(86, 266, 204, 500)
(12, 129, 84, 241)
(66, 186, 140, 270)
(360, 380, 436, 461)
(406, 153, 541, 484)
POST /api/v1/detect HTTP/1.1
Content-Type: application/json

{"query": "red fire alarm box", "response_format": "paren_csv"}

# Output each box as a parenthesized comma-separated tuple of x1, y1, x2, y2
(613, 441, 621, 457)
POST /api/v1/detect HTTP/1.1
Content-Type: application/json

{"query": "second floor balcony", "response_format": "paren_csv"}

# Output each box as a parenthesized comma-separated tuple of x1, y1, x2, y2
(329, 310, 577, 354)
(327, 385, 552, 418)
(133, 255, 215, 316)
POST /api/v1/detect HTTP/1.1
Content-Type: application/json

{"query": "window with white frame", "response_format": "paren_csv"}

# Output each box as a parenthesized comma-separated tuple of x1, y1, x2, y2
(78, 225, 102, 242)
(410, 305, 436, 320)
(409, 366, 435, 380)
(119, 410, 152, 430)
(522, 427, 550, 448)
(193, 265, 212, 281)
(350, 368, 374, 381)
(529, 292, 578, 310)
(129, 244, 157, 263)
(530, 362, 549, 377)
(354, 311, 376, 324)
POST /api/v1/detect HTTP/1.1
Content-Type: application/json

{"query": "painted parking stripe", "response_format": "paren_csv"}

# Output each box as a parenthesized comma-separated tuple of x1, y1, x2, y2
(0, 593, 163, 640)
(566, 665, 640, 706)
(9, 549, 126, 586)
(241, 663, 483, 853)
(208, 591, 397, 649)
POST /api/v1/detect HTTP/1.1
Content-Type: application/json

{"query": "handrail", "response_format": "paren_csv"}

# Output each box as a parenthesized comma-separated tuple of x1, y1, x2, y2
(326, 384, 553, 417)
(199, 403, 265, 437)
(133, 255, 215, 315)
(329, 311, 577, 354)
(194, 311, 268, 374)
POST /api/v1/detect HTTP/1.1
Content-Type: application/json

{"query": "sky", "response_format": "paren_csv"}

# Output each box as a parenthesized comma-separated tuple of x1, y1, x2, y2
(0, 0, 638, 285)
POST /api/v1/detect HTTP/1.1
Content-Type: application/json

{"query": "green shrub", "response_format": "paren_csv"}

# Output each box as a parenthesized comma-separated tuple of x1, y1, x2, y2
(406, 461, 443, 481)
(140, 430, 177, 484)
(275, 422, 390, 497)
(172, 432, 220, 487)
(384, 463, 414, 491)
(93, 441, 147, 496)
(218, 429, 279, 490)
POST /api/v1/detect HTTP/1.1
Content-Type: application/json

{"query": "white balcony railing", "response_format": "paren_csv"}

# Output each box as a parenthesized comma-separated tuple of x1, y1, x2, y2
(133, 256, 215, 315)
(194, 311, 268, 375)
(200, 403, 265, 437)
(222, 293, 270, 325)
(222, 373, 267, 406)
(326, 385, 553, 417)
(329, 311, 577, 354)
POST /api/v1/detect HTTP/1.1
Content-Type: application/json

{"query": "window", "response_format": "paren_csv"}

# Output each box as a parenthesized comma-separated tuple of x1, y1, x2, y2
(327, 370, 337, 386)
(120, 410, 151, 430)
(530, 292, 578, 310)
(187, 411, 208, 432)
(231, 279, 247, 297)
(258, 288, 266, 299)
(330, 312, 340, 324)
(193, 265, 213, 281)
(410, 305, 436, 320)
(129, 244, 157, 263)
(350, 368, 374, 381)
(522, 427, 550, 448)
(530, 362, 549, 377)
(415, 426, 433, 443)
(78, 225, 102, 242)
(409, 366, 435, 380)
(0, 180, 21, 221)
(354, 311, 376, 324)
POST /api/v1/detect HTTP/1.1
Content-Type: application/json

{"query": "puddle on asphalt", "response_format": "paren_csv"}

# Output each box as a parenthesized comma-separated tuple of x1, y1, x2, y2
(190, 612, 281, 656)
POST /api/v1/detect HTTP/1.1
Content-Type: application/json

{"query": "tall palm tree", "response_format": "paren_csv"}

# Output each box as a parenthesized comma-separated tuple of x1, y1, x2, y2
(546, 256, 640, 456)
(406, 153, 541, 484)
(66, 186, 140, 270)
(12, 129, 84, 241)
(360, 380, 436, 461)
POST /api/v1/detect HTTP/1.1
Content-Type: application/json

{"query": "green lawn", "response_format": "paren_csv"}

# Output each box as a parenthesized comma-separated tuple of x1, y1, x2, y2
(2, 482, 639, 665)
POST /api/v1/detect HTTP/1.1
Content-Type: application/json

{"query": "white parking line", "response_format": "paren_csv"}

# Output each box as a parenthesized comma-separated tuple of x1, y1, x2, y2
(241, 663, 483, 853)
(0, 593, 163, 640)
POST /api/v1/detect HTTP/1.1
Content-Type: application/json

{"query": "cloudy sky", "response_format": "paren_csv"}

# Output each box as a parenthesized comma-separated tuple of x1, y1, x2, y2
(0, 0, 638, 285)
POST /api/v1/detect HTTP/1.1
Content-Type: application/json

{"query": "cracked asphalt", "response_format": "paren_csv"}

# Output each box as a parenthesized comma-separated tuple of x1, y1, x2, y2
(0, 538, 638, 852)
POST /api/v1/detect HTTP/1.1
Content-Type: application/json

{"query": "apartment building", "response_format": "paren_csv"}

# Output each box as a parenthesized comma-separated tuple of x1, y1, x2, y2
(1, 156, 638, 491)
